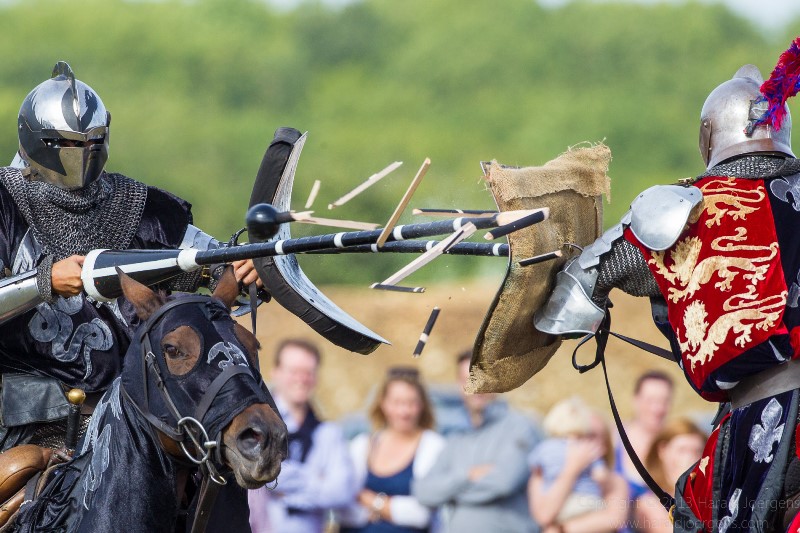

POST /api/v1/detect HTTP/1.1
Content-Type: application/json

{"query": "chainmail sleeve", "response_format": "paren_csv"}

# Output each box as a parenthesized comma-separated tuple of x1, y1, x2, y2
(35, 255, 56, 304)
(592, 239, 661, 306)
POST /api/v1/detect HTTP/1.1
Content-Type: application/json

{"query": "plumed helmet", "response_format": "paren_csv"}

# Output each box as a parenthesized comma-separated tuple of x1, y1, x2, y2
(17, 61, 110, 190)
(699, 64, 794, 169)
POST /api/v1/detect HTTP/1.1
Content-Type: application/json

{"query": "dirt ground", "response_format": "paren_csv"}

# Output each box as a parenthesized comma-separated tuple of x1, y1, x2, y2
(246, 280, 716, 425)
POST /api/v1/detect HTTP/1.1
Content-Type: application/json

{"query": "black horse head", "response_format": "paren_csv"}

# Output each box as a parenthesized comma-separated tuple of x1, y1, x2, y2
(117, 266, 288, 488)
(14, 268, 287, 532)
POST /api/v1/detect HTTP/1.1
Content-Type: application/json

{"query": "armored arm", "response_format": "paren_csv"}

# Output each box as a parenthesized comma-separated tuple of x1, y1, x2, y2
(0, 270, 44, 325)
(534, 185, 702, 336)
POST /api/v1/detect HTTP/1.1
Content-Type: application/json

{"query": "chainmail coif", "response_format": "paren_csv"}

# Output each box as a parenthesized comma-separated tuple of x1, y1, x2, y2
(0, 167, 148, 261)
(699, 155, 800, 179)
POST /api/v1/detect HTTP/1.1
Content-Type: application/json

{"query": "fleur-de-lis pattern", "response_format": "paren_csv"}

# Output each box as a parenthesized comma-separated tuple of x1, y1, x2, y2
(718, 488, 742, 533)
(748, 398, 784, 463)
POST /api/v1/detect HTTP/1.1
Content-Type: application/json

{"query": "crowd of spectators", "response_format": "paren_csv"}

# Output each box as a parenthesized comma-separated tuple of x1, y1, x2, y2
(248, 340, 708, 533)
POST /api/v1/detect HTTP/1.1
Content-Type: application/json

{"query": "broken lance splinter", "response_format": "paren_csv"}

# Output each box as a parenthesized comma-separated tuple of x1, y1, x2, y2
(370, 284, 426, 293)
(80, 206, 536, 302)
(413, 307, 441, 357)
(518, 250, 562, 267)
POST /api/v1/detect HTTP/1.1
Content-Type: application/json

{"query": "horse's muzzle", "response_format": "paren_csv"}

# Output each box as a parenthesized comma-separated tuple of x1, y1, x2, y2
(222, 403, 288, 489)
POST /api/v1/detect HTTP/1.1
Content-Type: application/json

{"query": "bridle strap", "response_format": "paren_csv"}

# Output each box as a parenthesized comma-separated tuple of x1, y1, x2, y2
(121, 384, 183, 441)
(194, 365, 253, 423)
(191, 475, 222, 533)
(138, 296, 212, 343)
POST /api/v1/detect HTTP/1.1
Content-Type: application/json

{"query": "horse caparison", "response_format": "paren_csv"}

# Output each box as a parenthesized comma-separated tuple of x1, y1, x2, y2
(9, 267, 287, 533)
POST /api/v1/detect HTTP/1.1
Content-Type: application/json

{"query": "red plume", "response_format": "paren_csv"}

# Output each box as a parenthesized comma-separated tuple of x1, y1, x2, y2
(755, 36, 800, 131)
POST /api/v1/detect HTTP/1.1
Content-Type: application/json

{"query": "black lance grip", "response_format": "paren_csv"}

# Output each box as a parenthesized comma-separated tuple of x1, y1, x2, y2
(65, 388, 86, 453)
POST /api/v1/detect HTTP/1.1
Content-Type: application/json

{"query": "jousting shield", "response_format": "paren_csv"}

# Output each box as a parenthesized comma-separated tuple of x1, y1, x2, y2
(467, 144, 611, 393)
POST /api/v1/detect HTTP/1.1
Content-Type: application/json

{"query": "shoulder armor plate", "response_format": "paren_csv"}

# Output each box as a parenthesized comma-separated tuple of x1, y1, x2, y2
(628, 185, 702, 251)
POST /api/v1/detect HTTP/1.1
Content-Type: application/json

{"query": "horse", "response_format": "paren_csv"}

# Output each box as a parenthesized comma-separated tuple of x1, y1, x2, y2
(10, 267, 288, 532)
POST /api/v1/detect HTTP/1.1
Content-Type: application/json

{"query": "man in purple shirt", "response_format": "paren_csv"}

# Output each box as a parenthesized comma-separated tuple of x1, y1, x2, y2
(249, 339, 356, 533)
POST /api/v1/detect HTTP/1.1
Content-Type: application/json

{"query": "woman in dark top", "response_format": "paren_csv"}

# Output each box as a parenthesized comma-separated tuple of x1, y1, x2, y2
(340, 367, 445, 533)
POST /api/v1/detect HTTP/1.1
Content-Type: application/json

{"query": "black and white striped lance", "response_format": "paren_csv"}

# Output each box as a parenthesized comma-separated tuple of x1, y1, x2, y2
(81, 212, 527, 301)
(305, 241, 508, 257)
(213, 211, 517, 261)
(413, 307, 441, 357)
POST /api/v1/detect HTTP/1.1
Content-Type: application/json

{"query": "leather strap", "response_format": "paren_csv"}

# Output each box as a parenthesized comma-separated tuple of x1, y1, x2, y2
(572, 313, 676, 512)
(249, 283, 258, 337)
(190, 475, 221, 533)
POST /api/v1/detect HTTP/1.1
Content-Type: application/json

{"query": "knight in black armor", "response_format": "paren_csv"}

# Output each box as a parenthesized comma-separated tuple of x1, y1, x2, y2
(0, 62, 258, 451)
(535, 41, 800, 532)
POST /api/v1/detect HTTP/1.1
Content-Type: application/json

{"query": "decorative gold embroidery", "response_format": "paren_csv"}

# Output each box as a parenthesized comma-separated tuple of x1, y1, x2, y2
(678, 292, 786, 370)
(700, 178, 764, 227)
(650, 180, 785, 370)
(648, 232, 777, 303)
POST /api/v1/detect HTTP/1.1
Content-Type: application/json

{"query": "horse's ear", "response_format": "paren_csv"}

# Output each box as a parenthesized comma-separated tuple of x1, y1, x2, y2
(212, 265, 239, 311)
(117, 267, 163, 320)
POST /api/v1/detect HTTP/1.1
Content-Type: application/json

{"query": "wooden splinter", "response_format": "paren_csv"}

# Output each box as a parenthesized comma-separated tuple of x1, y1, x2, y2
(483, 208, 550, 240)
(304, 180, 321, 209)
(370, 284, 426, 293)
(518, 250, 563, 267)
(328, 161, 403, 209)
(295, 216, 380, 231)
(377, 223, 476, 287)
(376, 158, 432, 248)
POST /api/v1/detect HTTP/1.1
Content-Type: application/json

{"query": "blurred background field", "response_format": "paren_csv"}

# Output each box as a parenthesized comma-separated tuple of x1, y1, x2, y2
(1, 0, 795, 421)
(247, 283, 713, 423)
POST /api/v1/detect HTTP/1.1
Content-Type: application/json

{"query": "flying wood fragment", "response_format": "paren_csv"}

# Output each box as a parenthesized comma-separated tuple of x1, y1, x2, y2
(483, 208, 549, 240)
(377, 223, 476, 286)
(413, 307, 441, 357)
(370, 283, 426, 293)
(304, 179, 321, 209)
(376, 158, 431, 248)
(294, 216, 380, 231)
(328, 161, 403, 209)
(518, 250, 563, 267)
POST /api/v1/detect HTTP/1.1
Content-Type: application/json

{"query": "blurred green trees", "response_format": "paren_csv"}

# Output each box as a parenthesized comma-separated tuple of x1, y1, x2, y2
(0, 0, 795, 283)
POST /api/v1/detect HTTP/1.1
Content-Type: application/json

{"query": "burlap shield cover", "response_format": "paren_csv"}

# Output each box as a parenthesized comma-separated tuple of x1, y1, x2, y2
(467, 144, 611, 393)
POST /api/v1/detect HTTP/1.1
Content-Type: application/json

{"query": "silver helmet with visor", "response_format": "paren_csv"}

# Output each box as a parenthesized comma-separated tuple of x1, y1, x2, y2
(17, 61, 110, 190)
(699, 64, 794, 169)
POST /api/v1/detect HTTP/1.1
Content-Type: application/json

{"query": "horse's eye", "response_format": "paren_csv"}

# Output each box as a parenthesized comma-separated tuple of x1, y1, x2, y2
(163, 344, 181, 359)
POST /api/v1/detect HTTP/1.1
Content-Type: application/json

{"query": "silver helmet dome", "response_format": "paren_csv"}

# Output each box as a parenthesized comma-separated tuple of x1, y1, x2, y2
(17, 61, 110, 190)
(699, 64, 794, 169)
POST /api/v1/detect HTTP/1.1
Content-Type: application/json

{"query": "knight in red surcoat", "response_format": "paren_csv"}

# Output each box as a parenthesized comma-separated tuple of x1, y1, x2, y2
(536, 38, 800, 532)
